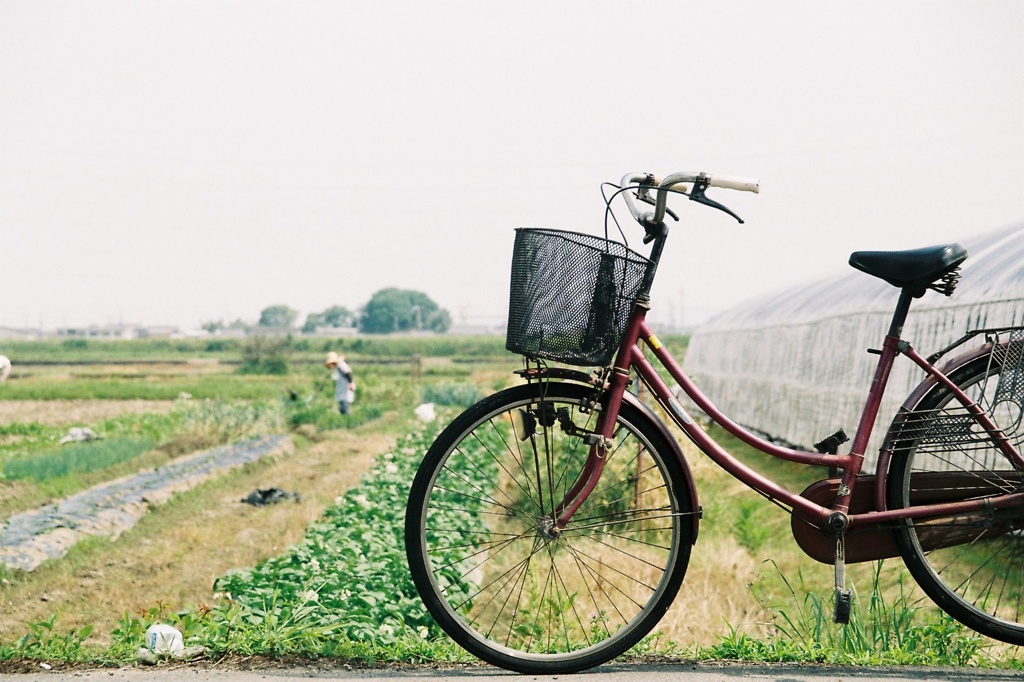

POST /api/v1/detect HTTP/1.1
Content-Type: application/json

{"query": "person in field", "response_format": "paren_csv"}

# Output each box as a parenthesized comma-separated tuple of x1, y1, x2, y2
(324, 351, 355, 415)
(0, 355, 10, 383)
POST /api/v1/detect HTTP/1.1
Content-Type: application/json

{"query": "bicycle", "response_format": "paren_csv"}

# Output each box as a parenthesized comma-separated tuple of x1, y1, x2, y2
(404, 170, 1024, 674)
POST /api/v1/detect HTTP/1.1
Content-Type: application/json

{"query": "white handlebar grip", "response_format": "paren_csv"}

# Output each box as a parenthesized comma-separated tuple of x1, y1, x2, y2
(708, 174, 760, 193)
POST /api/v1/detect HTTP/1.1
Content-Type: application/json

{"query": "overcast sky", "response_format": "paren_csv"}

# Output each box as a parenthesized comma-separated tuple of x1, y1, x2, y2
(1, 2, 1021, 331)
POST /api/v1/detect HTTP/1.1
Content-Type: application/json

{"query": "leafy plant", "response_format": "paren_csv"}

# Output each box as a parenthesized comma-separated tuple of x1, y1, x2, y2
(239, 336, 290, 375)
(177, 399, 284, 444)
(211, 424, 442, 647)
(9, 615, 94, 661)
(420, 382, 483, 408)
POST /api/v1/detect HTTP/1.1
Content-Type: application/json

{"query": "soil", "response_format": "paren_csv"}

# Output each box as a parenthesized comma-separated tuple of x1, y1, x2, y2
(0, 400, 177, 427)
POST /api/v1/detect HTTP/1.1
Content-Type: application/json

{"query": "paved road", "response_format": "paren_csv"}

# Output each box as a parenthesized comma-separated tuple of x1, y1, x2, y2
(2, 662, 1022, 682)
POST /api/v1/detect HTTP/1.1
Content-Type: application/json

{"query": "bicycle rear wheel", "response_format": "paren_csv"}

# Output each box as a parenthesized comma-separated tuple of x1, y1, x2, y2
(405, 381, 694, 674)
(887, 336, 1024, 643)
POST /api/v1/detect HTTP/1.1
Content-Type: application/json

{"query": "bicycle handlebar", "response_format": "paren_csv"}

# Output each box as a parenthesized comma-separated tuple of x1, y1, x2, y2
(619, 171, 760, 227)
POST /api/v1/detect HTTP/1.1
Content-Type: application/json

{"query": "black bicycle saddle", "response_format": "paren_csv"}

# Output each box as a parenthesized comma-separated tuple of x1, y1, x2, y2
(849, 243, 967, 293)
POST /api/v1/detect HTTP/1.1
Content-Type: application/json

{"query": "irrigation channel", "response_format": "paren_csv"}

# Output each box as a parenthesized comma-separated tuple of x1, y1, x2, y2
(0, 435, 292, 571)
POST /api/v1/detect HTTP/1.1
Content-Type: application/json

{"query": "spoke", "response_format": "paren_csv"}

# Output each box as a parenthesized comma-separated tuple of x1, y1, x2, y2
(461, 435, 540, 518)
(570, 478, 669, 525)
(572, 526, 676, 553)
(578, 440, 650, 507)
(574, 530, 672, 575)
(931, 528, 1012, 597)
(576, 466, 665, 521)
(476, 418, 546, 515)
(480, 546, 533, 641)
(503, 546, 534, 648)
(433, 478, 527, 520)
(531, 541, 556, 653)
(560, 541, 649, 612)
(567, 544, 659, 600)
(912, 454, 1020, 494)
(963, 534, 1019, 611)
(430, 532, 524, 571)
(550, 539, 591, 649)
(568, 540, 629, 627)
(454, 537, 546, 614)
(427, 503, 533, 521)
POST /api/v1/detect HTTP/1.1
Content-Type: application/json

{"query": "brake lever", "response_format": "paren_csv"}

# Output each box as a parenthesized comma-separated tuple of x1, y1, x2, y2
(689, 177, 744, 224)
(635, 190, 679, 221)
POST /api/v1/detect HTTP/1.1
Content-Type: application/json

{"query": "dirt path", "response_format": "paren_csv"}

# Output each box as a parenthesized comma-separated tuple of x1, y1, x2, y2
(0, 418, 403, 642)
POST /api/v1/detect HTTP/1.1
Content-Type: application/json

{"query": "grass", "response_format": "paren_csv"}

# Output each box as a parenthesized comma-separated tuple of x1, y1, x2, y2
(3, 436, 156, 482)
(698, 559, 988, 666)
(0, 375, 287, 401)
(0, 335, 514, 365)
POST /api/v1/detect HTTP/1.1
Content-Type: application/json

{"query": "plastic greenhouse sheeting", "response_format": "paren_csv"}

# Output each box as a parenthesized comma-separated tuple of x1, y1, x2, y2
(682, 222, 1024, 464)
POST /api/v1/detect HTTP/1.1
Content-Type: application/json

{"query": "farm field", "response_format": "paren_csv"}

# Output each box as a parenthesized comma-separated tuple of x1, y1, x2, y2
(0, 336, 512, 642)
(0, 334, 1018, 669)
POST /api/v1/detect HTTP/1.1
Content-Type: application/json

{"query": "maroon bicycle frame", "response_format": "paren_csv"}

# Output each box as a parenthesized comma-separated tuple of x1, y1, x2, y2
(553, 301, 1024, 532)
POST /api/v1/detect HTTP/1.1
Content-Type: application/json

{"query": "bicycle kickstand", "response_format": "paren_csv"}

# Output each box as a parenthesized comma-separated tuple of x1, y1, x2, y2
(833, 534, 852, 624)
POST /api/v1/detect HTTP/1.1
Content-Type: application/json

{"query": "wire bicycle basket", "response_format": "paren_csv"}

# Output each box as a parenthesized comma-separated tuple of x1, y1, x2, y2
(505, 228, 654, 367)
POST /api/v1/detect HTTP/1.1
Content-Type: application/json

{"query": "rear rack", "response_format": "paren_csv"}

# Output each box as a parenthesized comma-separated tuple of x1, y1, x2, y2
(926, 326, 1024, 365)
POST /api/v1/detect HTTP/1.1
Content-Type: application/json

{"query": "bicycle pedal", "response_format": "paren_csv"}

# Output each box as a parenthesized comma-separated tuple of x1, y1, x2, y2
(833, 588, 852, 624)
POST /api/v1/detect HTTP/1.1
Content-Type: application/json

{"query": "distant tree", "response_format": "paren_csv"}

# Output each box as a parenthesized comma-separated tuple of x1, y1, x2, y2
(427, 307, 452, 332)
(302, 305, 355, 333)
(258, 305, 298, 329)
(301, 312, 325, 334)
(201, 320, 224, 333)
(359, 289, 450, 334)
(322, 305, 354, 328)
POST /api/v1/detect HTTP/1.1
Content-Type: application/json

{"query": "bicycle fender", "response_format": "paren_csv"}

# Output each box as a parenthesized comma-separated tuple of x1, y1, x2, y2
(620, 390, 701, 544)
(515, 366, 604, 386)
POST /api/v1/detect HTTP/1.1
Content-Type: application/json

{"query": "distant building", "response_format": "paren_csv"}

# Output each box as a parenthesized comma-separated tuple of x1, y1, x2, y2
(57, 324, 137, 339)
(136, 326, 179, 339)
(54, 324, 182, 339)
(304, 326, 358, 337)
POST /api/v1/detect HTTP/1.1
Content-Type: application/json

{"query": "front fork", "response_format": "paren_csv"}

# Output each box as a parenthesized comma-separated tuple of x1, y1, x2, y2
(550, 367, 632, 530)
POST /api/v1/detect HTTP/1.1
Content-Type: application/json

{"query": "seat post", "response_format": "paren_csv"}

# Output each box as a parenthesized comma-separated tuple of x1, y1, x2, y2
(888, 288, 916, 339)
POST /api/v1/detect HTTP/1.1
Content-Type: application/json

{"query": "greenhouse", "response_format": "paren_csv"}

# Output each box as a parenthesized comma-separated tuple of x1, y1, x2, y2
(682, 221, 1024, 463)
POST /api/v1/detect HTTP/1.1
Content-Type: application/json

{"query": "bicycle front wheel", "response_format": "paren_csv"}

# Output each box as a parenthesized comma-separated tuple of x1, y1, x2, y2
(887, 339, 1024, 644)
(405, 381, 694, 674)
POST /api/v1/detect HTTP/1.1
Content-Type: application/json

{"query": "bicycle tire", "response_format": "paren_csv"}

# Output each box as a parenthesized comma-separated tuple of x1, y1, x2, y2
(887, 342, 1024, 643)
(405, 381, 694, 674)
